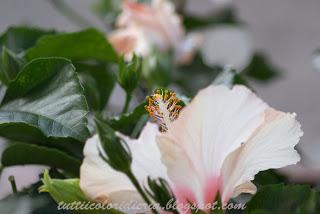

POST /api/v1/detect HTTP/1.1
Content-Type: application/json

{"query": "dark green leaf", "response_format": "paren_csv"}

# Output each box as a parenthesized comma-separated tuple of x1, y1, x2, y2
(183, 8, 239, 30)
(96, 118, 132, 173)
(0, 26, 55, 54)
(250, 211, 271, 214)
(0, 57, 90, 144)
(25, 29, 117, 62)
(244, 53, 281, 82)
(253, 169, 288, 186)
(1, 143, 81, 176)
(76, 62, 116, 111)
(109, 102, 147, 137)
(22, 29, 118, 110)
(245, 184, 320, 214)
(0, 47, 24, 84)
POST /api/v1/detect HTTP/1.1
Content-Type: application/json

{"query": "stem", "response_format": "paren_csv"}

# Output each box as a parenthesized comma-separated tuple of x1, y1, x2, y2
(8, 175, 17, 194)
(48, 0, 93, 28)
(127, 171, 158, 214)
(122, 92, 132, 114)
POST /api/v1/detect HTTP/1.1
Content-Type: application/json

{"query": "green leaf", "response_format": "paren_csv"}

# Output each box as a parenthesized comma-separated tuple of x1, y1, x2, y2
(109, 102, 148, 137)
(40, 170, 123, 214)
(0, 47, 24, 84)
(0, 26, 55, 54)
(21, 29, 118, 110)
(0, 57, 90, 144)
(245, 184, 320, 214)
(253, 169, 288, 186)
(248, 211, 271, 214)
(40, 170, 88, 203)
(22, 29, 118, 110)
(1, 143, 81, 176)
(183, 8, 239, 30)
(25, 29, 117, 63)
(76, 62, 116, 111)
(244, 53, 281, 83)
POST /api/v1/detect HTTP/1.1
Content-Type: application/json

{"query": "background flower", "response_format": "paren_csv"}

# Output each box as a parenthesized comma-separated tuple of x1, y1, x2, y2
(110, 0, 202, 63)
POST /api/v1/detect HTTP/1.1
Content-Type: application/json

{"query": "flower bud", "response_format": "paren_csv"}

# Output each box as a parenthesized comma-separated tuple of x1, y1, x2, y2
(95, 118, 132, 173)
(117, 54, 141, 94)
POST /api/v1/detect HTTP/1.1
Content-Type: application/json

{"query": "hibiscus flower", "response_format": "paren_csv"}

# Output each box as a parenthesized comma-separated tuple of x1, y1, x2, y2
(80, 85, 302, 213)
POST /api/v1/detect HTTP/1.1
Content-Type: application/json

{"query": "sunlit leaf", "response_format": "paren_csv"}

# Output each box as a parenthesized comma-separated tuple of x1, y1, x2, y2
(0, 58, 90, 146)
(25, 29, 117, 63)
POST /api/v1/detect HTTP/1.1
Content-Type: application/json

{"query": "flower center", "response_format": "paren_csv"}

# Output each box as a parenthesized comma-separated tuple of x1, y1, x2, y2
(145, 89, 182, 132)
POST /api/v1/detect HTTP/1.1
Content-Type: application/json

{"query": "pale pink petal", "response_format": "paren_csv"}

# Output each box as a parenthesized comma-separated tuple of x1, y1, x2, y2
(127, 122, 169, 183)
(152, 0, 185, 47)
(158, 85, 268, 205)
(157, 135, 204, 209)
(232, 181, 257, 198)
(80, 135, 136, 204)
(118, 0, 184, 51)
(108, 27, 151, 59)
(221, 109, 303, 202)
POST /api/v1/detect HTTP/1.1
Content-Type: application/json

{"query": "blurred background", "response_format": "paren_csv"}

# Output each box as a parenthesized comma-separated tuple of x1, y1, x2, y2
(1, 0, 320, 198)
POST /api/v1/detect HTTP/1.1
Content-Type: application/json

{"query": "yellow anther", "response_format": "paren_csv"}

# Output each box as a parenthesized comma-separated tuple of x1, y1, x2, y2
(145, 89, 183, 132)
